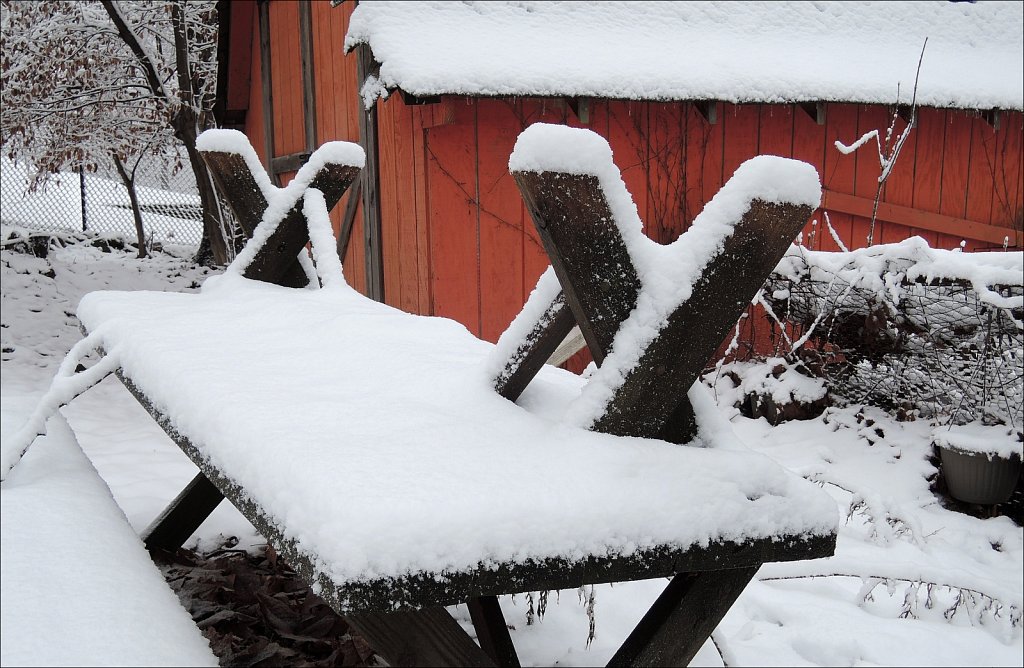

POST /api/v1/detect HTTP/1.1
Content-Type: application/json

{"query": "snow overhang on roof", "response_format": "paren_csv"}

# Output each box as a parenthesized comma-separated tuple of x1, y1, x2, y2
(344, 1, 1024, 112)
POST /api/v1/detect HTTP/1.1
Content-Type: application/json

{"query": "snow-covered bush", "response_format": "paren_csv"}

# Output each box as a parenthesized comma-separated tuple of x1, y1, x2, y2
(761, 238, 1022, 427)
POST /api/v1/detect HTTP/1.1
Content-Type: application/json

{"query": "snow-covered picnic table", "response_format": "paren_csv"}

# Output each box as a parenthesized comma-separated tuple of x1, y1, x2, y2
(6, 124, 840, 665)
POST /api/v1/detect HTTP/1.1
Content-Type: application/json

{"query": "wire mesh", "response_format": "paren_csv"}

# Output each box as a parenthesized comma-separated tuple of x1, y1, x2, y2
(763, 258, 1023, 427)
(0, 150, 203, 247)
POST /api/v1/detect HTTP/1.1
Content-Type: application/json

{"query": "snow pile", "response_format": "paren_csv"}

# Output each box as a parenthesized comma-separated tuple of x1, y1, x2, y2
(1, 411, 217, 667)
(345, 1, 1023, 111)
(503, 123, 821, 429)
(932, 422, 1023, 461)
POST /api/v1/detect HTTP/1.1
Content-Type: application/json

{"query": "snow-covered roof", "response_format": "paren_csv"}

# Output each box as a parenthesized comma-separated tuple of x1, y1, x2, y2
(345, 1, 1024, 111)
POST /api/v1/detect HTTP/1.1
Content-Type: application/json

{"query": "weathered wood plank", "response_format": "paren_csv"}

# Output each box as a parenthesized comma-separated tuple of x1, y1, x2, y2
(200, 151, 268, 238)
(356, 43, 385, 302)
(607, 566, 759, 667)
(493, 291, 575, 402)
(592, 199, 814, 443)
(467, 596, 521, 668)
(346, 607, 494, 667)
(513, 172, 641, 365)
(242, 162, 360, 287)
(141, 470, 224, 552)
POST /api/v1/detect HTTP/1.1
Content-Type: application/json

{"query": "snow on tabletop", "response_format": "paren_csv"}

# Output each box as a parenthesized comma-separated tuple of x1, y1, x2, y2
(76, 273, 837, 585)
(932, 422, 1023, 461)
(344, 1, 1023, 111)
(508, 125, 821, 428)
(1, 411, 216, 667)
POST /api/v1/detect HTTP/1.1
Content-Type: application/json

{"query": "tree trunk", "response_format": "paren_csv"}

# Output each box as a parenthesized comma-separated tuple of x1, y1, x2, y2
(174, 116, 230, 267)
(112, 154, 148, 259)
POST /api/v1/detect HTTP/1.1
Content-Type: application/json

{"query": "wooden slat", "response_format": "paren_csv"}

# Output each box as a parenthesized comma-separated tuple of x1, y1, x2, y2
(912, 107, 949, 245)
(966, 112, 996, 228)
(821, 189, 1023, 247)
(513, 172, 641, 364)
(722, 103, 760, 182)
(467, 596, 521, 667)
(200, 151, 269, 238)
(141, 471, 224, 551)
(492, 292, 575, 401)
(270, 150, 312, 175)
(257, 0, 275, 178)
(244, 162, 360, 286)
(377, 95, 402, 307)
(345, 608, 494, 667)
(592, 198, 814, 442)
(822, 103, 858, 249)
(393, 98, 421, 314)
(854, 103, 891, 246)
(425, 119, 480, 329)
(298, 0, 317, 151)
(477, 99, 527, 342)
(356, 43, 385, 302)
(791, 102, 828, 250)
(607, 566, 759, 667)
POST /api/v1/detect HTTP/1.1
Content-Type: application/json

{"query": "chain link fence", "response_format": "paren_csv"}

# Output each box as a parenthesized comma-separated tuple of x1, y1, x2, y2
(1, 150, 203, 247)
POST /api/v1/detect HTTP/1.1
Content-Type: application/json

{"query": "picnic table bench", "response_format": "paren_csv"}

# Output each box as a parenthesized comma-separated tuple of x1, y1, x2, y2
(35, 124, 837, 665)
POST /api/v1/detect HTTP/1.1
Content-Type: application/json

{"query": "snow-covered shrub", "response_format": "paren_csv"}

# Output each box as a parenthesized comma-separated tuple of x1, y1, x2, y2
(762, 238, 1022, 426)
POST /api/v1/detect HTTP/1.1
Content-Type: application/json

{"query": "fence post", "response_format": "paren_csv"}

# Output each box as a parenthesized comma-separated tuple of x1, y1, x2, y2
(79, 167, 88, 231)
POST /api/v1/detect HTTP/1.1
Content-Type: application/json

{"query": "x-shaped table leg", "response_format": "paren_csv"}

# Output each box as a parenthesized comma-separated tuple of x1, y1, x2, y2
(489, 135, 815, 666)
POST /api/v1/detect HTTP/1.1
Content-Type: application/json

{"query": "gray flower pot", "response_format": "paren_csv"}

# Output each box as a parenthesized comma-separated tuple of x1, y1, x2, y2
(938, 445, 1022, 506)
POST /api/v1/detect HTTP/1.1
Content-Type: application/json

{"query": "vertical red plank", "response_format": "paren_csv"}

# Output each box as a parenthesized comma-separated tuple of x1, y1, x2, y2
(376, 96, 402, 308)
(822, 103, 858, 250)
(721, 103, 759, 182)
(912, 107, 951, 247)
(268, 1, 303, 157)
(758, 104, 794, 158)
(990, 111, 1024, 241)
(853, 104, 889, 245)
(606, 100, 651, 236)
(791, 103, 827, 250)
(939, 110, 972, 222)
(476, 99, 526, 342)
(965, 113, 996, 227)
(425, 112, 480, 333)
(245, 13, 267, 168)
(683, 103, 717, 233)
(644, 103, 687, 244)
(388, 100, 420, 313)
(411, 106, 432, 314)
(698, 102, 725, 213)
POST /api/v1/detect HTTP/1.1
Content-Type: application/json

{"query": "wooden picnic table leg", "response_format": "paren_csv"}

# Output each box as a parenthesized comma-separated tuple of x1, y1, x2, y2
(493, 292, 576, 402)
(345, 607, 495, 667)
(141, 471, 224, 551)
(607, 566, 760, 667)
(468, 595, 521, 667)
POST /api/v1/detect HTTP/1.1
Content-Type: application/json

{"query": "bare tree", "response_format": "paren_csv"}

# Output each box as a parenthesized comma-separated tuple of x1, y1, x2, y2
(1, 0, 234, 265)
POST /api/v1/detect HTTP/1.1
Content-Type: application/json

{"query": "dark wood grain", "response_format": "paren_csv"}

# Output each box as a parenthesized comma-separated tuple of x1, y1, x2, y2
(467, 596, 520, 667)
(141, 471, 224, 552)
(346, 607, 494, 667)
(607, 566, 759, 667)
(493, 291, 575, 402)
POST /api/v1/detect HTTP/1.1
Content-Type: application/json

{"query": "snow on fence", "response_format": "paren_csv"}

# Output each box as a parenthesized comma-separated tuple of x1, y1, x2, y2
(0, 154, 202, 247)
(763, 237, 1023, 426)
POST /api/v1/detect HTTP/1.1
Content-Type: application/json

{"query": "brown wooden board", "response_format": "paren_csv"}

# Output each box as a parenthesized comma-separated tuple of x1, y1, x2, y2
(467, 596, 521, 667)
(607, 566, 759, 667)
(592, 199, 814, 442)
(346, 607, 494, 667)
(141, 470, 224, 552)
(513, 172, 641, 365)
(492, 291, 575, 402)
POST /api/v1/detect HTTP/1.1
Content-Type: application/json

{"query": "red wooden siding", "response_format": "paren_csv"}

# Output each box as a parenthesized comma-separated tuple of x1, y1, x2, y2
(242, 1, 1024, 350)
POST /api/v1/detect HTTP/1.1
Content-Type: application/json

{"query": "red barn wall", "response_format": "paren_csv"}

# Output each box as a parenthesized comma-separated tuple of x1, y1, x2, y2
(242, 1, 1024, 356)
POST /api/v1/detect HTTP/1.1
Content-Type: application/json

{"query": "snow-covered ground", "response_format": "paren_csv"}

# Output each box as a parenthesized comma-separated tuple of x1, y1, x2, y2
(1, 226, 1021, 666)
